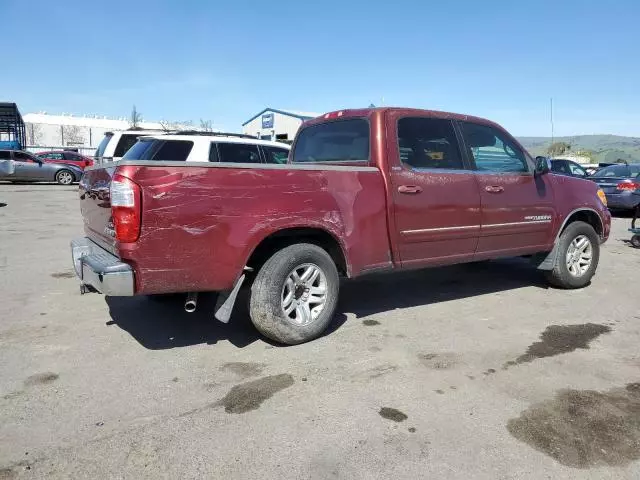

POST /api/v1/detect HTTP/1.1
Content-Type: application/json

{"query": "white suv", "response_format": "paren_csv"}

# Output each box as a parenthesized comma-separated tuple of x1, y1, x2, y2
(121, 131, 291, 164)
(94, 129, 167, 163)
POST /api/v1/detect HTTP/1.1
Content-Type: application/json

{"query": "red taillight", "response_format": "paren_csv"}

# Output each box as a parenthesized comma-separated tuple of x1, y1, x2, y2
(111, 174, 141, 243)
(617, 182, 640, 191)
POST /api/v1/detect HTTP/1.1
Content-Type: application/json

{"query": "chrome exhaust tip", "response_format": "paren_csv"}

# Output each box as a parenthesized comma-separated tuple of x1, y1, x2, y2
(184, 292, 198, 313)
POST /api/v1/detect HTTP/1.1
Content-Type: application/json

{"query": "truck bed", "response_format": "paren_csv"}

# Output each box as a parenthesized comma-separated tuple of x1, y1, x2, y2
(79, 161, 392, 294)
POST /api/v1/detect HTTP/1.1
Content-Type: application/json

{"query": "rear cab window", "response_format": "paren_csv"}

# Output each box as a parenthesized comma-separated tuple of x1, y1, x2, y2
(292, 119, 369, 163)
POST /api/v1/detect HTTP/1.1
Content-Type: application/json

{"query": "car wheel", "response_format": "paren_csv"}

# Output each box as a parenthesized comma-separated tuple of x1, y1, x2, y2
(55, 170, 75, 185)
(249, 243, 339, 345)
(545, 221, 600, 289)
(631, 235, 640, 248)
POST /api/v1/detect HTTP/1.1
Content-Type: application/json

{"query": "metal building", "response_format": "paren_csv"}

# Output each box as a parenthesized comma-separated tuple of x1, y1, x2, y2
(242, 108, 319, 142)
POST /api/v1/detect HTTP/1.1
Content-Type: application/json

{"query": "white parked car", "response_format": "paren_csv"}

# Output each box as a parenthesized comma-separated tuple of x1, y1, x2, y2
(94, 130, 166, 163)
(121, 131, 291, 164)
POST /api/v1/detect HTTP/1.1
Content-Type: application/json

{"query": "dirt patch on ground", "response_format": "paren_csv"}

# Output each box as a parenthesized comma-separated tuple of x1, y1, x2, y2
(24, 372, 59, 387)
(507, 383, 640, 468)
(379, 407, 408, 422)
(51, 271, 75, 279)
(418, 353, 459, 370)
(216, 374, 294, 414)
(504, 324, 611, 368)
(362, 319, 380, 326)
(219, 362, 266, 379)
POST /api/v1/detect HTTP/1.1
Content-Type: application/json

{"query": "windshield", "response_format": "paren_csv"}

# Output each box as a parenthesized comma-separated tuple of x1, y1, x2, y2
(292, 119, 369, 163)
(94, 134, 113, 158)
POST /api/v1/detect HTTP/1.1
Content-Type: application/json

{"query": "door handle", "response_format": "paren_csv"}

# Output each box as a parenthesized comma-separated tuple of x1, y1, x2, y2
(398, 185, 422, 194)
(485, 185, 504, 193)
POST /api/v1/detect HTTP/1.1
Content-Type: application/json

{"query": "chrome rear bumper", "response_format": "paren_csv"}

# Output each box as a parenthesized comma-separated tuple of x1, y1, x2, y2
(70, 237, 134, 296)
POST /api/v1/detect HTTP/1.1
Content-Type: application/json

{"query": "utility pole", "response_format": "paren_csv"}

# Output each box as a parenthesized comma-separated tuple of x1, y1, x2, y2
(550, 97, 554, 146)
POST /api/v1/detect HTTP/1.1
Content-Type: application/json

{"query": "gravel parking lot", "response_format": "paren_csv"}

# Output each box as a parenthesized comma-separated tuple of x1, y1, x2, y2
(1, 184, 639, 479)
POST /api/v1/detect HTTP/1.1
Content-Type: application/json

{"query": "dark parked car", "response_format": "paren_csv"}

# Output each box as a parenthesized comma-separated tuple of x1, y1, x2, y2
(0, 150, 83, 185)
(35, 150, 94, 170)
(550, 159, 589, 178)
(589, 163, 640, 211)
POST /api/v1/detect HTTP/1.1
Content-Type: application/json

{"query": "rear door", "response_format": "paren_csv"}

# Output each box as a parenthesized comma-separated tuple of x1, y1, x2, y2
(387, 114, 481, 267)
(458, 121, 556, 256)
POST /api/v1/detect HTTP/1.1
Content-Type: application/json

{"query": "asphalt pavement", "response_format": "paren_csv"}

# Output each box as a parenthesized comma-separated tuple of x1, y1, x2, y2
(1, 184, 639, 479)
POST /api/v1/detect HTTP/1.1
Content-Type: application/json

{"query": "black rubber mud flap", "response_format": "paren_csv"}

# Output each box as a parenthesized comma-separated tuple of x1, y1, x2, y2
(214, 274, 245, 323)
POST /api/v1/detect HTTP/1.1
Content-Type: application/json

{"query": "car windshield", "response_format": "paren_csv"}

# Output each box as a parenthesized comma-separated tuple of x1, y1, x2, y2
(94, 134, 112, 158)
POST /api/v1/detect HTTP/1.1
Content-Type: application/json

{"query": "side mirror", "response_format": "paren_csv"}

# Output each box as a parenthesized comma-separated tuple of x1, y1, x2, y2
(535, 156, 550, 176)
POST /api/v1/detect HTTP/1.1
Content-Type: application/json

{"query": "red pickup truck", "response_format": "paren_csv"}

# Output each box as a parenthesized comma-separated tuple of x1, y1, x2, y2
(71, 108, 611, 344)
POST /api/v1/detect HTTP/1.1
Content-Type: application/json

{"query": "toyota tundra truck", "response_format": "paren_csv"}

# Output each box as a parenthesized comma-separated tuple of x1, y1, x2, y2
(71, 108, 611, 344)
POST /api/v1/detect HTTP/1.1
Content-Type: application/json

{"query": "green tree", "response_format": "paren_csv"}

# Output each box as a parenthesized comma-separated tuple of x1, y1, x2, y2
(547, 141, 571, 156)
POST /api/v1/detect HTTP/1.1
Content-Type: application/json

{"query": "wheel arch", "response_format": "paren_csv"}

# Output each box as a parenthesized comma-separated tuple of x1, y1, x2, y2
(535, 208, 604, 270)
(245, 227, 349, 277)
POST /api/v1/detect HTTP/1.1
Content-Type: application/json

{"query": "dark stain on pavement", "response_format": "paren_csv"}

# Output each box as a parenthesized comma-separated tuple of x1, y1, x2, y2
(363, 319, 380, 326)
(379, 407, 408, 422)
(220, 362, 266, 379)
(419, 352, 458, 369)
(508, 383, 640, 468)
(50, 271, 75, 279)
(0, 467, 17, 480)
(24, 372, 59, 386)
(504, 324, 611, 369)
(216, 374, 294, 414)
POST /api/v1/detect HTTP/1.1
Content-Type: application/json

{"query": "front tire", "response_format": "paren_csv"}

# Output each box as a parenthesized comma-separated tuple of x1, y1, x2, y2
(249, 243, 339, 345)
(545, 221, 600, 289)
(55, 170, 75, 185)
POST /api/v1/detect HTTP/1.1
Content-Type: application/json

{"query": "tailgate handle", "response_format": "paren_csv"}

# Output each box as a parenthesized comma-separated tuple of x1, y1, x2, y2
(398, 185, 422, 194)
(485, 185, 504, 193)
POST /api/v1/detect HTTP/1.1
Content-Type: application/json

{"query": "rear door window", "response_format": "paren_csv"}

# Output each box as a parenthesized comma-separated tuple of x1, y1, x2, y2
(114, 134, 141, 157)
(262, 146, 289, 164)
(208, 143, 219, 162)
(122, 140, 193, 161)
(551, 160, 570, 174)
(63, 152, 81, 161)
(151, 140, 194, 161)
(218, 143, 262, 163)
(292, 119, 369, 163)
(397, 118, 464, 170)
(0, 151, 12, 160)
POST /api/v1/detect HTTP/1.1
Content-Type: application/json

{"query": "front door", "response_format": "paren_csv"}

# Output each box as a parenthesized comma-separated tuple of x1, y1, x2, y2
(387, 114, 482, 268)
(457, 121, 556, 257)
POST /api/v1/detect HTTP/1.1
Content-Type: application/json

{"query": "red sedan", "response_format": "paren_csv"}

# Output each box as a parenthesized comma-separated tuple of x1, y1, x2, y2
(35, 150, 94, 170)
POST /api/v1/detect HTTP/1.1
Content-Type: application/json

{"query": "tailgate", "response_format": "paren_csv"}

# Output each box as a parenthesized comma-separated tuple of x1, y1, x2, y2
(79, 166, 117, 254)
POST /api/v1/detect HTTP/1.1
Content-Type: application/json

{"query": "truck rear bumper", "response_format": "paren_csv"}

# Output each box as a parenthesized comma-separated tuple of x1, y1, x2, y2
(70, 237, 134, 296)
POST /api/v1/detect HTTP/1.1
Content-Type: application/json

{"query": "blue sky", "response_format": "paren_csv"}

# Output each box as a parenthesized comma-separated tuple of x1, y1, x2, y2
(3, 0, 639, 136)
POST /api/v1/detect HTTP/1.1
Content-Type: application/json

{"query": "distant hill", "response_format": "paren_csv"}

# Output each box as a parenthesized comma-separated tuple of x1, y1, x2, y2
(516, 135, 640, 164)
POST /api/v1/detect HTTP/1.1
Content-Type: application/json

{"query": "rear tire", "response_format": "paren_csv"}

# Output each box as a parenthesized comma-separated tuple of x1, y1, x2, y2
(249, 243, 339, 345)
(55, 170, 75, 185)
(631, 235, 640, 248)
(545, 221, 600, 289)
